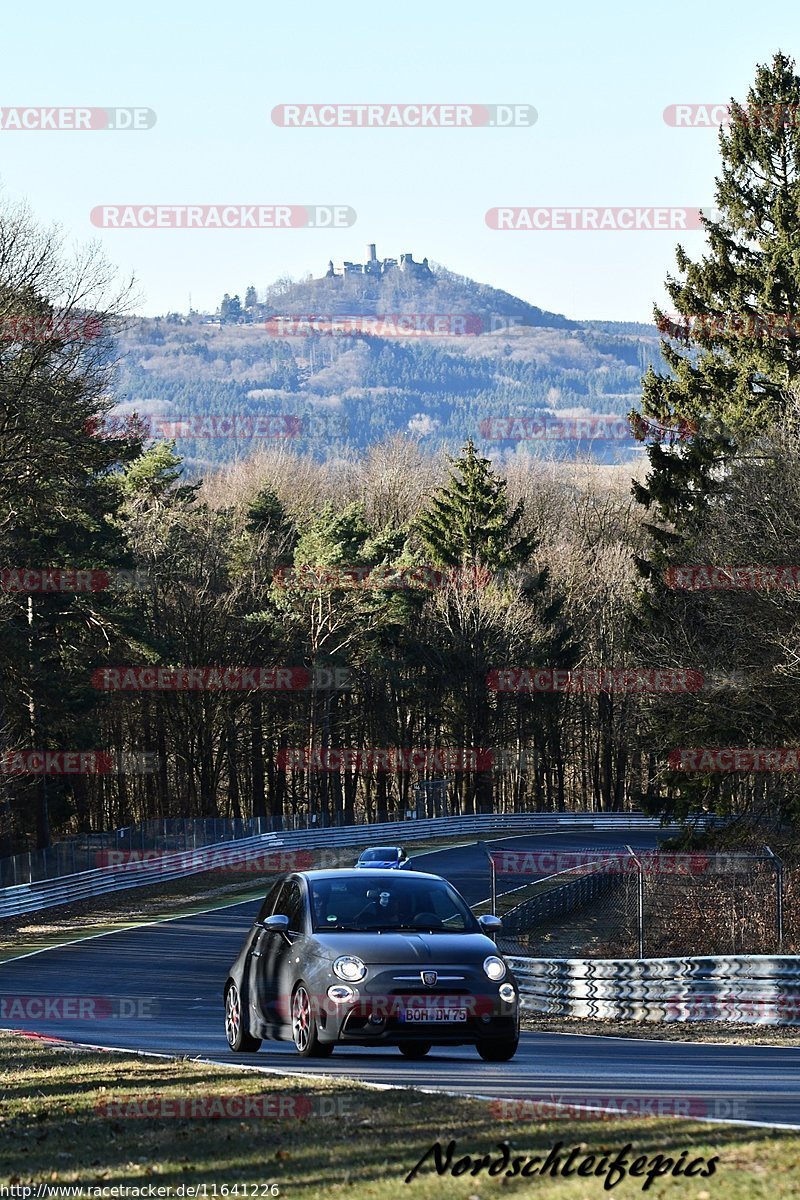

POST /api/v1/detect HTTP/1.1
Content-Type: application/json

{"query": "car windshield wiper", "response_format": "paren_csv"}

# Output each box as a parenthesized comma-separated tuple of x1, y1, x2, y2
(356, 923, 452, 932)
(314, 922, 470, 933)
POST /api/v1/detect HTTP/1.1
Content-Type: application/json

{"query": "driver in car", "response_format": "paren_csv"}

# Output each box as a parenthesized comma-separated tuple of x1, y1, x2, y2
(354, 888, 401, 926)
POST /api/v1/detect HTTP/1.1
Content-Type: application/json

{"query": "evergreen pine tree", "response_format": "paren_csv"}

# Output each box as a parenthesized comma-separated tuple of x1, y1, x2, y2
(630, 53, 800, 824)
(633, 52, 800, 558)
(415, 440, 535, 570)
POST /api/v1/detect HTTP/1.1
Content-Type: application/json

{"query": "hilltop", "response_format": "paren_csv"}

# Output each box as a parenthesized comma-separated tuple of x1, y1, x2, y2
(252, 253, 577, 333)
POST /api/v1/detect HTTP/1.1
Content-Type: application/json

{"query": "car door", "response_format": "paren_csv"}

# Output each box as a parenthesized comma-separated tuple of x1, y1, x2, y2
(243, 879, 282, 1033)
(253, 877, 306, 1034)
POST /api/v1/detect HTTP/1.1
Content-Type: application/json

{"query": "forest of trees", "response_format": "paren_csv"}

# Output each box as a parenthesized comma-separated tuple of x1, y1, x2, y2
(3, 53, 800, 853)
(0, 419, 657, 850)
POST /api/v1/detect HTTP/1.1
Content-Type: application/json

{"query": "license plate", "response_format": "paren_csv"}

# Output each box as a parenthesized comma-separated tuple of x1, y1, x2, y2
(399, 1006, 467, 1023)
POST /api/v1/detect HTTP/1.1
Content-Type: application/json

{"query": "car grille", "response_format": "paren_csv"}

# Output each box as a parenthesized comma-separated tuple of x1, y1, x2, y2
(391, 973, 466, 983)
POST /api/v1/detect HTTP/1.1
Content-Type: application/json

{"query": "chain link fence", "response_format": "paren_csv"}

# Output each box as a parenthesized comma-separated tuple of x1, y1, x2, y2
(489, 847, 791, 959)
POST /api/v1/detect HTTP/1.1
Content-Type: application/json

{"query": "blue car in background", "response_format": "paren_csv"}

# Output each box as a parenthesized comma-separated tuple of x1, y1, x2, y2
(354, 846, 411, 870)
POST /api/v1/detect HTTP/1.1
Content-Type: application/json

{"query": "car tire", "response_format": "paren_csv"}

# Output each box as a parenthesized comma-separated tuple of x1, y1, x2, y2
(476, 1036, 519, 1062)
(398, 1041, 432, 1059)
(292, 983, 334, 1058)
(225, 982, 262, 1053)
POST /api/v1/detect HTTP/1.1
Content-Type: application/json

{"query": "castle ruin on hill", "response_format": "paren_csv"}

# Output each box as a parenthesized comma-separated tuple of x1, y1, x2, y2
(324, 244, 433, 281)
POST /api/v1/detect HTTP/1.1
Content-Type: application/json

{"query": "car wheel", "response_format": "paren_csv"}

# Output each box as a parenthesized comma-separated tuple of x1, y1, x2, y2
(225, 982, 262, 1053)
(292, 983, 334, 1058)
(477, 1036, 519, 1062)
(398, 1041, 432, 1059)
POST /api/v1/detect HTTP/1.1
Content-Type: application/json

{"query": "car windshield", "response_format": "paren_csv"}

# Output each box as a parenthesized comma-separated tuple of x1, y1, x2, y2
(360, 848, 398, 861)
(310, 875, 478, 933)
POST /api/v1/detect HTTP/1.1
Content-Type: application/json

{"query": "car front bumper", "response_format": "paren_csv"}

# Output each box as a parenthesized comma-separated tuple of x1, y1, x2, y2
(315, 976, 519, 1045)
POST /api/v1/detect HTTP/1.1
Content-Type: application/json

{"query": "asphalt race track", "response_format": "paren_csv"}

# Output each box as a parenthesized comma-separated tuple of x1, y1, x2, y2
(3, 832, 800, 1129)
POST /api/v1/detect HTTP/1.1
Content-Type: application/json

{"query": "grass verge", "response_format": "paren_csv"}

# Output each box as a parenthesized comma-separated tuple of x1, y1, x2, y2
(1, 1032, 799, 1196)
(473, 875, 570, 919)
(0, 874, 266, 964)
(521, 1013, 800, 1047)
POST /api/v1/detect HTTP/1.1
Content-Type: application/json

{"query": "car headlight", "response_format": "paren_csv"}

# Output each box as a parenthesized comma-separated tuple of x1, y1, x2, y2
(333, 955, 367, 982)
(499, 982, 516, 1003)
(483, 955, 507, 981)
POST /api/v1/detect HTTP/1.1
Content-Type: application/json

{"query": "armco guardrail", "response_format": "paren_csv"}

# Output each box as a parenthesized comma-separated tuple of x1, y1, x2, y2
(0, 833, 285, 920)
(2, 811, 715, 889)
(508, 954, 800, 1023)
(0, 812, 704, 921)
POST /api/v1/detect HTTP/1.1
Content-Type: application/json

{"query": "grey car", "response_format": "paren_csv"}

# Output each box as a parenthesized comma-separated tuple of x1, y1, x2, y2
(224, 869, 519, 1061)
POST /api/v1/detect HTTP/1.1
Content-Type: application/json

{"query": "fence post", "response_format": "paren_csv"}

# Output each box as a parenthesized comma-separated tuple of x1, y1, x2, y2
(478, 841, 496, 915)
(627, 845, 644, 959)
(766, 846, 784, 953)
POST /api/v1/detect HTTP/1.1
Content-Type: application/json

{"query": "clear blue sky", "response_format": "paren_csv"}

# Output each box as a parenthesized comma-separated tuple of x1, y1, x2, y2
(1, 1, 798, 321)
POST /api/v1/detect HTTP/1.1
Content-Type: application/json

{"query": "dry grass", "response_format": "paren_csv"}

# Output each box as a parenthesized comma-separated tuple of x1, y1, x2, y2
(2, 1032, 799, 1196)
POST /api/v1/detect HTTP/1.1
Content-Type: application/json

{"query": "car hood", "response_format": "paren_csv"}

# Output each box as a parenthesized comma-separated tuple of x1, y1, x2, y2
(312, 930, 500, 964)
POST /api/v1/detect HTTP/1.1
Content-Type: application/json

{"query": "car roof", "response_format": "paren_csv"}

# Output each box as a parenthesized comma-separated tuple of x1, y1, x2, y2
(359, 846, 400, 853)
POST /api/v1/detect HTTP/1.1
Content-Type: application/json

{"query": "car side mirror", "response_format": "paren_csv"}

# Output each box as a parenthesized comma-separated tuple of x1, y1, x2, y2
(479, 914, 503, 936)
(262, 914, 290, 933)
